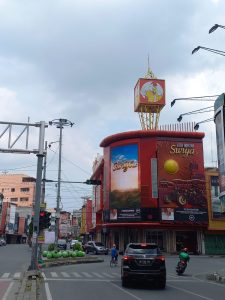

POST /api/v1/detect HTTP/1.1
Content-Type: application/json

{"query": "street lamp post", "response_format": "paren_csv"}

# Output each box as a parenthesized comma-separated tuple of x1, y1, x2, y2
(177, 106, 214, 122)
(171, 95, 218, 107)
(209, 24, 225, 34)
(194, 118, 214, 130)
(49, 119, 74, 246)
(192, 46, 225, 57)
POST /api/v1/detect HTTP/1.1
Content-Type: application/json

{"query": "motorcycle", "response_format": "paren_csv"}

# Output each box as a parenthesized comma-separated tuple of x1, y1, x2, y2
(176, 259, 187, 275)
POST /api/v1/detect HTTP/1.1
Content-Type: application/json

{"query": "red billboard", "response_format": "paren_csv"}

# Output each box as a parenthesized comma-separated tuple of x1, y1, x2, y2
(157, 140, 208, 223)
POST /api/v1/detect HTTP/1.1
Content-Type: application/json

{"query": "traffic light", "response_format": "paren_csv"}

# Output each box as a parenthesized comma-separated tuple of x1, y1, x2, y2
(85, 179, 101, 185)
(39, 211, 51, 230)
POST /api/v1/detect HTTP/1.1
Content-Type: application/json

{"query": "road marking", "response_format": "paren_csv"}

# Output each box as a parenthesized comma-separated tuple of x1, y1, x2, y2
(110, 281, 143, 300)
(111, 272, 120, 277)
(50, 272, 58, 278)
(45, 282, 53, 300)
(72, 272, 82, 278)
(61, 272, 70, 278)
(167, 273, 178, 278)
(168, 284, 215, 300)
(1, 273, 10, 279)
(41, 272, 46, 281)
(81, 272, 93, 278)
(44, 278, 120, 282)
(102, 272, 114, 278)
(13, 273, 21, 279)
(2, 282, 14, 300)
(92, 272, 104, 278)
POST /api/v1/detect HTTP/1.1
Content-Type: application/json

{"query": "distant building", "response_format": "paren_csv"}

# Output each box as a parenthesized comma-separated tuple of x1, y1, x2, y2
(0, 201, 32, 243)
(80, 198, 93, 241)
(0, 174, 36, 207)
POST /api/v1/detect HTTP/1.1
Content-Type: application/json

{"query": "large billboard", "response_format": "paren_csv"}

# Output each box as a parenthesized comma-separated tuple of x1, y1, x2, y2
(157, 140, 208, 223)
(110, 144, 140, 221)
(210, 175, 225, 219)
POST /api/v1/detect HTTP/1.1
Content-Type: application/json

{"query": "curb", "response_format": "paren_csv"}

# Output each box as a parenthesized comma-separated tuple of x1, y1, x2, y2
(16, 270, 41, 300)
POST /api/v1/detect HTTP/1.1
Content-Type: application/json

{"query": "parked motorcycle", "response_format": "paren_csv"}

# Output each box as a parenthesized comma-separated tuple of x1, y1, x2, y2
(176, 259, 187, 275)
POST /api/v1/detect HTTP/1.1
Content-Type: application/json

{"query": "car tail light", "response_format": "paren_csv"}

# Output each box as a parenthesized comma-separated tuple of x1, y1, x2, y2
(123, 255, 134, 261)
(156, 256, 165, 262)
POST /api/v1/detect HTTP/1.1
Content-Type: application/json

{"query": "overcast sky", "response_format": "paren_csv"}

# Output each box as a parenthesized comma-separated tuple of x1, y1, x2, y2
(0, 0, 224, 211)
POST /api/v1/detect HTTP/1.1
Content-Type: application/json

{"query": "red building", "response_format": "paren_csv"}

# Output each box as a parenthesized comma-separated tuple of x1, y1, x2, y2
(91, 129, 208, 254)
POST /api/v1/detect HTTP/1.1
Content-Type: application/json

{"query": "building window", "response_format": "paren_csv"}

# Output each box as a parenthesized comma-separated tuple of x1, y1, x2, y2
(20, 197, 29, 202)
(10, 198, 18, 202)
(20, 188, 30, 192)
(2, 188, 4, 192)
(11, 188, 15, 192)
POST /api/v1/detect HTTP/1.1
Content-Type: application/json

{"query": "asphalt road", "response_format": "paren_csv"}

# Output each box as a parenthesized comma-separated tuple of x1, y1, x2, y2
(0, 244, 31, 299)
(40, 254, 225, 300)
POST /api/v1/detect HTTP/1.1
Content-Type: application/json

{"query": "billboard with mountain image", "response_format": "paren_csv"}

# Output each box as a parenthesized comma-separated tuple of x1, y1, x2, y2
(110, 144, 140, 219)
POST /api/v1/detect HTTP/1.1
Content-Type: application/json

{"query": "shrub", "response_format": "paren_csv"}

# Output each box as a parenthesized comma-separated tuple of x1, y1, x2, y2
(72, 243, 83, 251)
(48, 243, 55, 251)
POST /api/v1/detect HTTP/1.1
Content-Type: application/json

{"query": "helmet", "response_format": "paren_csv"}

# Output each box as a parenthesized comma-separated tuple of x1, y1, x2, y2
(183, 248, 188, 252)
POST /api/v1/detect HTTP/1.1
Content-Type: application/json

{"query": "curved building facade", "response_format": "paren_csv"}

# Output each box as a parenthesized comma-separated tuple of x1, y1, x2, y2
(92, 129, 208, 254)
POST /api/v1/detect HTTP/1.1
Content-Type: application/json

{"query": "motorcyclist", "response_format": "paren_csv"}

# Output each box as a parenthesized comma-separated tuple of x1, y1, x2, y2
(111, 244, 118, 262)
(179, 247, 190, 262)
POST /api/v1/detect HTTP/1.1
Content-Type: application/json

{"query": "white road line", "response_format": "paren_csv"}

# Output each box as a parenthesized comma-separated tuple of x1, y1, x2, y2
(167, 273, 178, 278)
(45, 282, 53, 300)
(50, 272, 58, 278)
(168, 284, 215, 300)
(61, 272, 70, 278)
(41, 272, 46, 281)
(81, 272, 93, 278)
(13, 273, 21, 278)
(110, 282, 143, 300)
(92, 272, 104, 278)
(2, 282, 14, 300)
(102, 272, 114, 278)
(72, 272, 82, 278)
(111, 273, 120, 277)
(1, 273, 10, 278)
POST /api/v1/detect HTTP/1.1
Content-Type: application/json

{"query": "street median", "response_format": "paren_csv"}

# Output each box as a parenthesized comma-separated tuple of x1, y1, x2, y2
(40, 256, 104, 268)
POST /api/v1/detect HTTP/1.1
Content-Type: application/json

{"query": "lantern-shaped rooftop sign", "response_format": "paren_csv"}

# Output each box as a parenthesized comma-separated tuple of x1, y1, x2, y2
(134, 67, 165, 130)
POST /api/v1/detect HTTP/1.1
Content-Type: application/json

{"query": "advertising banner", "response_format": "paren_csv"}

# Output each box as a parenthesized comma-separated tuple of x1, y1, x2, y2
(157, 140, 207, 223)
(210, 175, 225, 219)
(174, 208, 208, 222)
(110, 144, 140, 221)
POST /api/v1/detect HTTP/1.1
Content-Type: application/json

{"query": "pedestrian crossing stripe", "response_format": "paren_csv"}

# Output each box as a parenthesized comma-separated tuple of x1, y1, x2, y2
(0, 272, 21, 279)
(43, 271, 120, 279)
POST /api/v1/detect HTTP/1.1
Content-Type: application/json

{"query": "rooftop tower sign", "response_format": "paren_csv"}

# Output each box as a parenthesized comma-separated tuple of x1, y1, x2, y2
(134, 63, 165, 130)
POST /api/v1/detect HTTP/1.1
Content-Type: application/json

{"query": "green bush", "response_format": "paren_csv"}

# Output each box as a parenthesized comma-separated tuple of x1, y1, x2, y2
(48, 244, 55, 251)
(42, 251, 48, 257)
(72, 243, 83, 251)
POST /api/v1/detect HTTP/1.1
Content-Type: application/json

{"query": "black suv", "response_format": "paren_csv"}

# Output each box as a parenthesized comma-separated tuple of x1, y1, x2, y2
(121, 243, 166, 289)
(84, 241, 109, 255)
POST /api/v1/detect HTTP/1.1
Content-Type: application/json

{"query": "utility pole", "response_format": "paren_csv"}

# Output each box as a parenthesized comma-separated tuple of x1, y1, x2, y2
(30, 121, 46, 270)
(49, 119, 74, 245)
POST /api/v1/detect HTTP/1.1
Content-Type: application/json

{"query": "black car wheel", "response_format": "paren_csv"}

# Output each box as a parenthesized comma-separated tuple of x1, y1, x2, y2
(156, 275, 166, 289)
(122, 277, 130, 287)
